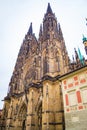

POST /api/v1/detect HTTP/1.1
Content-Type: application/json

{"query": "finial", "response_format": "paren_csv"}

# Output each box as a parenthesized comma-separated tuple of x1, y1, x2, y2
(74, 48, 79, 61)
(78, 48, 84, 65)
(72, 55, 75, 62)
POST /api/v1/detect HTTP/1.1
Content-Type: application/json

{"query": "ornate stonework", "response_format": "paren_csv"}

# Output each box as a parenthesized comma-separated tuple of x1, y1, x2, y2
(0, 3, 87, 130)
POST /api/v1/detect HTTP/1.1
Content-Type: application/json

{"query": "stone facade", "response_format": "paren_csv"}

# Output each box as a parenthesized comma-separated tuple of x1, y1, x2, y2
(0, 3, 87, 130)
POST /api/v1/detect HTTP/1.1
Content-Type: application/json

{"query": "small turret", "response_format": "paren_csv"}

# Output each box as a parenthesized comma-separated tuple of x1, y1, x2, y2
(73, 48, 85, 68)
(74, 48, 79, 62)
(83, 35, 87, 55)
(38, 24, 43, 44)
(39, 24, 43, 37)
(58, 23, 63, 41)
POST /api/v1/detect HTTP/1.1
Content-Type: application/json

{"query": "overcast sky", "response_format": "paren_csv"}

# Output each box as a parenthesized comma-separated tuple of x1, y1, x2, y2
(0, 0, 87, 109)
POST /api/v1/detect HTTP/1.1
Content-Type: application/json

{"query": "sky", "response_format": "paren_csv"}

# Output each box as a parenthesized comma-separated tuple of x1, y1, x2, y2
(0, 0, 87, 109)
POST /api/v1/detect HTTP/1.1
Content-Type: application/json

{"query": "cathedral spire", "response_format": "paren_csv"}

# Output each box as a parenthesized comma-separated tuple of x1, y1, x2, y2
(39, 24, 43, 37)
(43, 3, 59, 40)
(78, 48, 84, 65)
(28, 22, 33, 35)
(46, 3, 53, 14)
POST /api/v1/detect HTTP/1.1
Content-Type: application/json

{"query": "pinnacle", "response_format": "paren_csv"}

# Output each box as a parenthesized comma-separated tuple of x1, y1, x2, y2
(46, 3, 53, 14)
(28, 22, 33, 35)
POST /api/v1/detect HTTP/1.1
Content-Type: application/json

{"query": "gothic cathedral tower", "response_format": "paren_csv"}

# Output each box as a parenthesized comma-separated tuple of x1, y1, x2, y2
(2, 3, 71, 130)
(40, 3, 70, 77)
(8, 3, 70, 95)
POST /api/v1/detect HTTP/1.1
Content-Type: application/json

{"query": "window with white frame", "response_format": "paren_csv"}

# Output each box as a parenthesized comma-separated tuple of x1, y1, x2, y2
(69, 91, 77, 106)
(81, 88, 87, 103)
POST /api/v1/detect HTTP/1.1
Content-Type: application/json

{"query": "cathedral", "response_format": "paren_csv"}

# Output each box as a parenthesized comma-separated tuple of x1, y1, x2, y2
(0, 3, 87, 130)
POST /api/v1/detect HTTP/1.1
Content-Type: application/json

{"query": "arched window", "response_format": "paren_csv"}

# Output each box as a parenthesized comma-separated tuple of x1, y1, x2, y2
(56, 54, 60, 72)
(43, 57, 49, 74)
(57, 56, 60, 72)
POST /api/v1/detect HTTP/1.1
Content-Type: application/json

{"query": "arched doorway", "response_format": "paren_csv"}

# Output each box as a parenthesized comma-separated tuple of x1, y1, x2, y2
(18, 103, 27, 130)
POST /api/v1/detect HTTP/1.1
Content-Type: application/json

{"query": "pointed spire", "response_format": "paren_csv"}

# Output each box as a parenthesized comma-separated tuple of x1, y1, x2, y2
(78, 48, 84, 65)
(46, 3, 53, 14)
(74, 48, 79, 60)
(39, 24, 42, 37)
(28, 22, 33, 35)
(72, 55, 75, 62)
(57, 23, 63, 40)
(58, 23, 62, 35)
